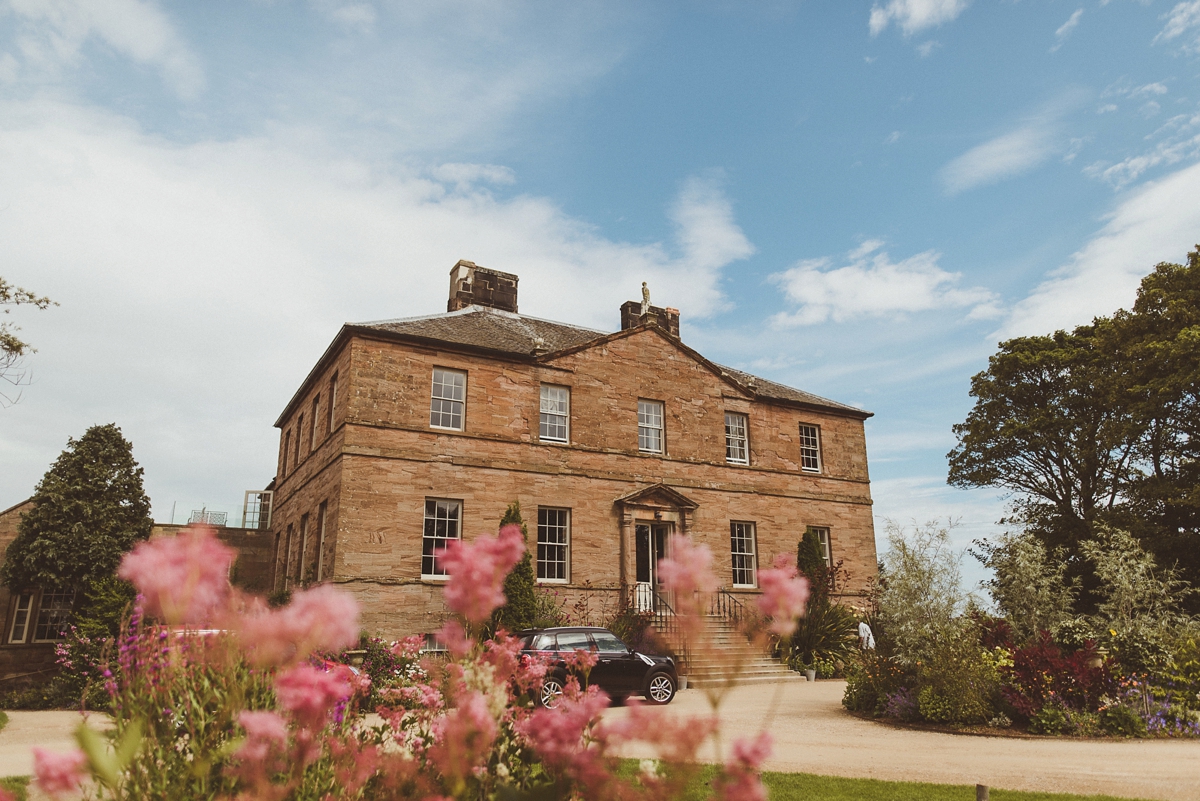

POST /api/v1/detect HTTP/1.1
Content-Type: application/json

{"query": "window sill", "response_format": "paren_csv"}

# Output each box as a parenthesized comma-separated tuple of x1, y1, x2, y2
(732, 584, 758, 590)
(538, 438, 570, 446)
(421, 575, 450, 583)
(429, 425, 464, 433)
(726, 459, 750, 466)
(536, 578, 570, 585)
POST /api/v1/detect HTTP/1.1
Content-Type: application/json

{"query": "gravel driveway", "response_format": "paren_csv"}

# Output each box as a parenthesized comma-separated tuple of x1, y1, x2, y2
(605, 680, 1200, 801)
(3, 684, 1197, 800)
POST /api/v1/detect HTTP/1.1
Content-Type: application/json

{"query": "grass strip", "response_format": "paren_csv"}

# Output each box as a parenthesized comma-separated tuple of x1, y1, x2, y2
(619, 761, 1153, 801)
(0, 776, 28, 801)
(763, 771, 1154, 801)
(0, 711, 7, 734)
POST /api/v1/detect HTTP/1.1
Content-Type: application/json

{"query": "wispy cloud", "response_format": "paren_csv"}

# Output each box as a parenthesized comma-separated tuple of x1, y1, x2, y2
(769, 241, 997, 326)
(0, 0, 205, 97)
(670, 173, 756, 274)
(939, 95, 1083, 194)
(997, 159, 1200, 339)
(1084, 106, 1200, 188)
(1050, 8, 1083, 52)
(1154, 1, 1200, 54)
(916, 40, 939, 58)
(940, 123, 1057, 194)
(884, 130, 903, 144)
(869, 0, 970, 37)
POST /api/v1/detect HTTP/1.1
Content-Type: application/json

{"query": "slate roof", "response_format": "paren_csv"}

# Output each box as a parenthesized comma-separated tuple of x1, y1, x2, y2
(355, 307, 604, 354)
(349, 306, 868, 418)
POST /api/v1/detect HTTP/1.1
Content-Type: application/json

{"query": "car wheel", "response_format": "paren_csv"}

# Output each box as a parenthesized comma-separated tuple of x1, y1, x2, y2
(540, 677, 565, 708)
(644, 672, 676, 705)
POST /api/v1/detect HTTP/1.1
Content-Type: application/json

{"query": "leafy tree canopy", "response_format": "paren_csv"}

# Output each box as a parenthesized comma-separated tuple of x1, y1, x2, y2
(1, 424, 153, 590)
(949, 246, 1200, 608)
(1, 276, 56, 403)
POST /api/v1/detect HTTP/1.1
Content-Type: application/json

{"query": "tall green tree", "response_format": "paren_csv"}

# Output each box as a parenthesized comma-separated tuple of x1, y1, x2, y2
(947, 325, 1135, 552)
(1105, 249, 1200, 582)
(796, 527, 831, 608)
(1, 424, 153, 590)
(491, 501, 537, 634)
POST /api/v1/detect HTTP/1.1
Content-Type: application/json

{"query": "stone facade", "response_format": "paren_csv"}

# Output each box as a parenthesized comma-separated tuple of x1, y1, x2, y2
(270, 263, 877, 640)
(0, 499, 58, 687)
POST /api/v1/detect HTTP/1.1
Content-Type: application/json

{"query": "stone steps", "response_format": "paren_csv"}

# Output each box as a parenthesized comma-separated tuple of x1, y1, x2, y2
(659, 615, 798, 688)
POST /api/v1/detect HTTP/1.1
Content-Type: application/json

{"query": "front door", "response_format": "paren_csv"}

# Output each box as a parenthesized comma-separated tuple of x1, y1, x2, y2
(634, 523, 670, 611)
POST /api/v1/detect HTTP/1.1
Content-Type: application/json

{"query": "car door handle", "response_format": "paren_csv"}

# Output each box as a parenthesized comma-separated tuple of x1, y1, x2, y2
(600, 659, 612, 664)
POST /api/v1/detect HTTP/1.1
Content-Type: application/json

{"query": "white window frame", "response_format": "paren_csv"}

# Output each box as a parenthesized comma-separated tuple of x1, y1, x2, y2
(422, 498, 462, 579)
(309, 394, 320, 452)
(730, 521, 757, 588)
(725, 412, 749, 465)
(536, 507, 570, 583)
(298, 513, 310, 585)
(799, 424, 822, 473)
(539, 385, 570, 443)
(315, 501, 328, 582)
(429, 368, 467, 431)
(8, 592, 34, 644)
(808, 525, 832, 566)
(638, 399, 665, 453)
(327, 371, 338, 434)
(32, 589, 76, 643)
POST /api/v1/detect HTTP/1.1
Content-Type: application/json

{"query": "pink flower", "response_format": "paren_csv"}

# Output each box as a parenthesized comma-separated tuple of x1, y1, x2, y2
(33, 748, 88, 797)
(437, 525, 525, 624)
(657, 535, 718, 596)
(391, 634, 424, 659)
(715, 731, 772, 801)
(427, 690, 498, 781)
(516, 689, 609, 767)
(235, 710, 289, 763)
(757, 554, 809, 637)
(236, 584, 360, 666)
(274, 663, 353, 730)
(117, 525, 235, 625)
(436, 619, 472, 657)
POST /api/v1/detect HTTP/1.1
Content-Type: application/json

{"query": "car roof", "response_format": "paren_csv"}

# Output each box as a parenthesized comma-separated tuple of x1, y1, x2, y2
(515, 626, 612, 635)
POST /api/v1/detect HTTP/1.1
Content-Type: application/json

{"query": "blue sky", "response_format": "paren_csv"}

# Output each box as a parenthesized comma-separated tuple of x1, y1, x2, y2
(3, 0, 1200, 590)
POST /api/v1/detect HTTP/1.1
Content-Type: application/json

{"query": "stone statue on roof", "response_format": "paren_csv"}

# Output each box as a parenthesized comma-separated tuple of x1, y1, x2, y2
(641, 281, 650, 316)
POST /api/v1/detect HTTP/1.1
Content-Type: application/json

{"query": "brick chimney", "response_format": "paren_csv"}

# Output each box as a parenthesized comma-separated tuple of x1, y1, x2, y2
(620, 300, 681, 337)
(447, 260, 519, 313)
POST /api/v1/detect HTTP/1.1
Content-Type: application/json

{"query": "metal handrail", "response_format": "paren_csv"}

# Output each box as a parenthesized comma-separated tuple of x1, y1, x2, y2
(710, 586, 747, 625)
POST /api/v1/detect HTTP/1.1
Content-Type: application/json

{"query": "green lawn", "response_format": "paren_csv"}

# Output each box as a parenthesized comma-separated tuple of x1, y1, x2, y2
(0, 711, 8, 734)
(621, 762, 1152, 801)
(762, 772, 1153, 801)
(0, 776, 28, 801)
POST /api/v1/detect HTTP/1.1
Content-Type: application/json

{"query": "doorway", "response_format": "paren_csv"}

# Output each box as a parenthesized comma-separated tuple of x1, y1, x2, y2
(633, 522, 670, 611)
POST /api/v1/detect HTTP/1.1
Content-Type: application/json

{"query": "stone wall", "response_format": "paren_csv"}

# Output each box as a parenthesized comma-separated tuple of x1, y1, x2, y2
(271, 325, 877, 640)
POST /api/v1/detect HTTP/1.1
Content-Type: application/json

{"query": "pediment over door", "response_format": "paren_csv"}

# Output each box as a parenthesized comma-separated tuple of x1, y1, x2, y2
(613, 483, 699, 512)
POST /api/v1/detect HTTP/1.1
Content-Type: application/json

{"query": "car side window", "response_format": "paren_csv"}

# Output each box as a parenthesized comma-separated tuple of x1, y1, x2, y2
(556, 632, 594, 652)
(531, 633, 556, 651)
(592, 633, 627, 653)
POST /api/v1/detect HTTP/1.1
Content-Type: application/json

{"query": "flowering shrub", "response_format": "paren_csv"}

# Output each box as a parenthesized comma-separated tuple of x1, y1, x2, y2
(1002, 633, 1111, 721)
(32, 525, 807, 800)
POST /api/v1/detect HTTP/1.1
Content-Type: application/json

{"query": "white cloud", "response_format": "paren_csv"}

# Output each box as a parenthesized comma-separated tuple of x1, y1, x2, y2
(0, 99, 753, 517)
(884, 130, 902, 144)
(1084, 108, 1200, 187)
(769, 242, 996, 326)
(311, 0, 377, 31)
(670, 174, 756, 274)
(428, 162, 516, 188)
(1154, 1, 1200, 53)
(1050, 8, 1083, 52)
(869, 0, 969, 37)
(1097, 104, 1118, 114)
(940, 122, 1056, 194)
(916, 40, 939, 57)
(2, 0, 204, 97)
(997, 159, 1200, 339)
